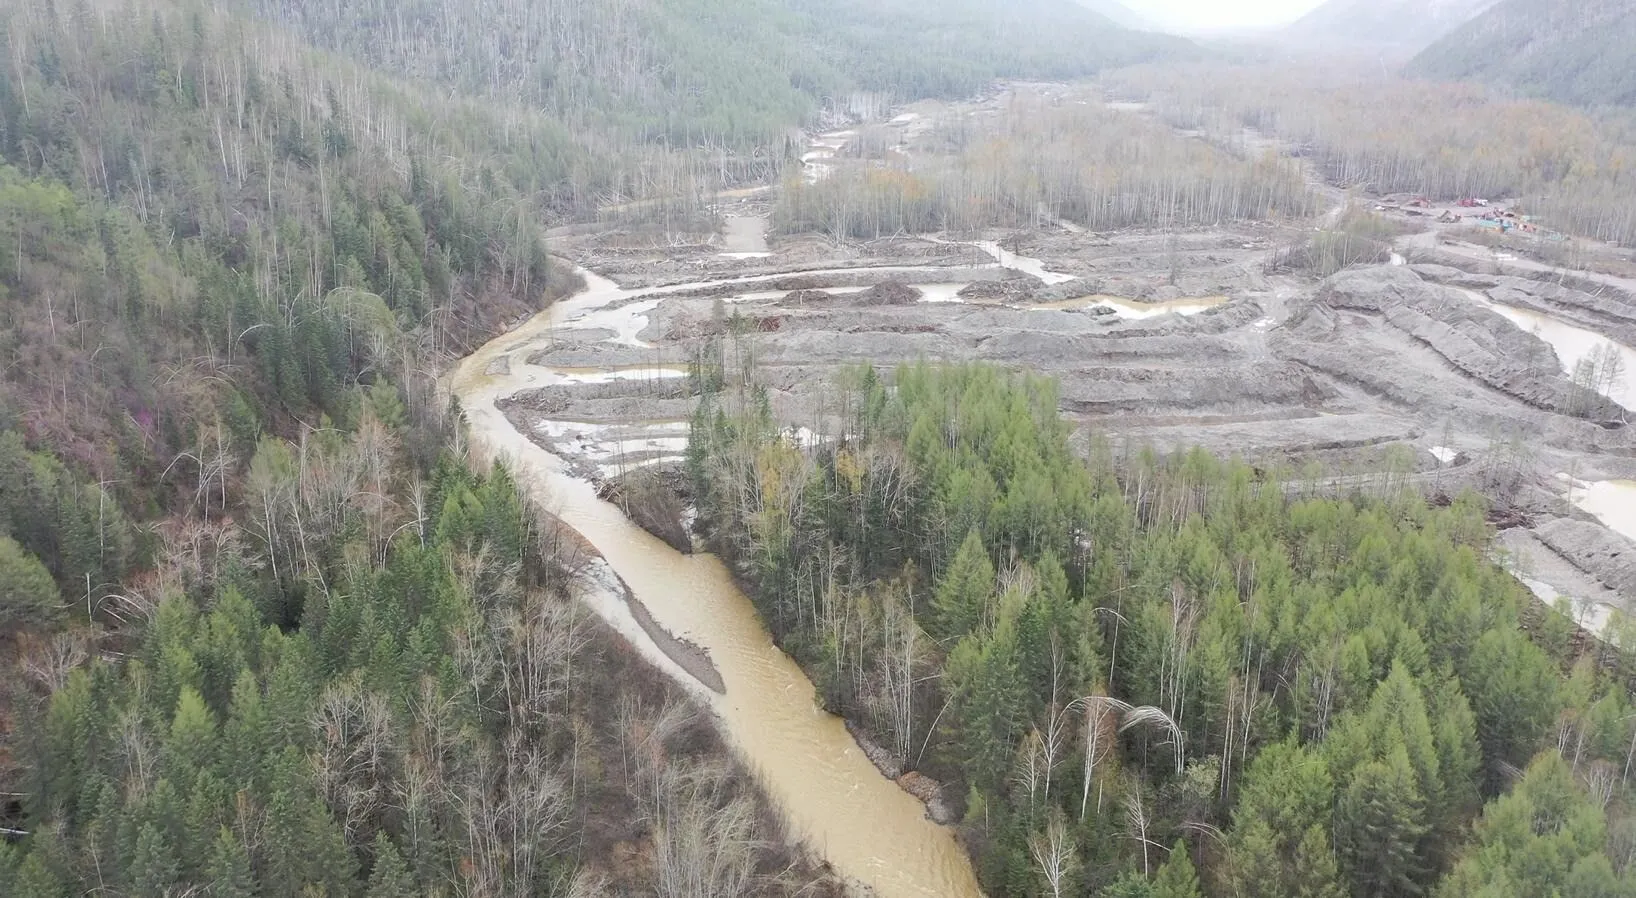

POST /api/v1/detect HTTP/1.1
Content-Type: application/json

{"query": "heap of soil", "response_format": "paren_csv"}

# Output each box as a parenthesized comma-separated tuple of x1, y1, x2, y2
(1308, 266, 1629, 424)
(1032, 279, 1100, 303)
(896, 772, 956, 825)
(1536, 519, 1636, 597)
(958, 278, 1037, 302)
(854, 280, 922, 306)
(785, 289, 836, 304)
(769, 275, 825, 291)
(597, 464, 694, 554)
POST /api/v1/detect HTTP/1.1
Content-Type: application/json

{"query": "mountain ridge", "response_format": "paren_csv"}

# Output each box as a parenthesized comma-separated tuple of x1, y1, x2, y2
(1408, 0, 1636, 107)
(1071, 0, 1154, 30)
(1286, 0, 1499, 51)
(238, 0, 1196, 150)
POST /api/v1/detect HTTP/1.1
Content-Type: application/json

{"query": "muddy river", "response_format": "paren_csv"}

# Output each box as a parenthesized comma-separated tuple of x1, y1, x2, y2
(451, 269, 985, 898)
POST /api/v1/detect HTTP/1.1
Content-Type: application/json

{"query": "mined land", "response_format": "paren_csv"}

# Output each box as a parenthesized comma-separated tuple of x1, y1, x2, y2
(505, 81, 1636, 636)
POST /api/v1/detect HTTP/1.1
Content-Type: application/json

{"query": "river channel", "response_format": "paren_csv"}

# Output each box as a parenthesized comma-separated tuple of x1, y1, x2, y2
(451, 266, 989, 898)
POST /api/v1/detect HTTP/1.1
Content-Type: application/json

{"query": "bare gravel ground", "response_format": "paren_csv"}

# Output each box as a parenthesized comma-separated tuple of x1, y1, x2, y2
(511, 83, 1636, 630)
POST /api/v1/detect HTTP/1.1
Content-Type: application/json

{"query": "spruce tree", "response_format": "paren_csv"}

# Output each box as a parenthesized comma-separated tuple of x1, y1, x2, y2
(366, 833, 417, 898)
(0, 535, 61, 629)
(205, 827, 256, 898)
(1151, 841, 1202, 898)
(933, 529, 994, 639)
(1336, 749, 1428, 898)
(129, 823, 181, 898)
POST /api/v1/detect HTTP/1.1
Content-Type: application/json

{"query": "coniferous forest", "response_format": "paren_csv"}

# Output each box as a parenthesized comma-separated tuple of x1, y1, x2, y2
(690, 362, 1636, 898)
(0, 0, 814, 894)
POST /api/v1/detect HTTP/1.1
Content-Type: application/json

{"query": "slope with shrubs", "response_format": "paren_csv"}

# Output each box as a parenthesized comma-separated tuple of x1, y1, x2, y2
(1285, 0, 1499, 52)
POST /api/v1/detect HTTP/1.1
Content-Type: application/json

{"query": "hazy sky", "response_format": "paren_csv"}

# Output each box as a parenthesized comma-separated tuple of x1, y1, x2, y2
(1125, 0, 1328, 32)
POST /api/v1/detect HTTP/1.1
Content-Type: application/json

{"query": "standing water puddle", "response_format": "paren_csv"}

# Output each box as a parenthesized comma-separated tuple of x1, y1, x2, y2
(1460, 289, 1636, 402)
(1455, 289, 1636, 545)
(1031, 294, 1227, 318)
(1572, 479, 1636, 545)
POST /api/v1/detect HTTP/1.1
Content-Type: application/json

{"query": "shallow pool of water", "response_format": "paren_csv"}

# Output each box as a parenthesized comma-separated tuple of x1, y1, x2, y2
(1463, 289, 1636, 402)
(1574, 479, 1636, 544)
(1030, 294, 1227, 319)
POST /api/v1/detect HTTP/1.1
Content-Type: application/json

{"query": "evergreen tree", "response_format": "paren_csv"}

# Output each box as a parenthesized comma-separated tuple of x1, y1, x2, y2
(946, 623, 1026, 795)
(1292, 825, 1347, 898)
(129, 823, 181, 898)
(1229, 743, 1343, 898)
(933, 529, 995, 639)
(165, 687, 220, 782)
(1463, 629, 1558, 781)
(1151, 841, 1202, 898)
(1439, 753, 1621, 898)
(0, 534, 61, 629)
(1426, 681, 1482, 863)
(10, 851, 66, 898)
(1336, 748, 1429, 898)
(366, 833, 417, 898)
(204, 827, 256, 898)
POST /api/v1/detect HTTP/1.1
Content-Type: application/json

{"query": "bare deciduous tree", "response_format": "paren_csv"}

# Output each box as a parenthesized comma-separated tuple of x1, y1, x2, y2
(313, 683, 398, 845)
(1029, 810, 1077, 898)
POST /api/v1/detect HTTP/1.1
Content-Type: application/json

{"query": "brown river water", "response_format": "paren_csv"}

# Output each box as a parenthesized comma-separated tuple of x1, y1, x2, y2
(450, 268, 985, 898)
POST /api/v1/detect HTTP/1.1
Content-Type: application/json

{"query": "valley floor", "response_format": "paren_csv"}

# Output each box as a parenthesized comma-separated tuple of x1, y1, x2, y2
(510, 83, 1636, 643)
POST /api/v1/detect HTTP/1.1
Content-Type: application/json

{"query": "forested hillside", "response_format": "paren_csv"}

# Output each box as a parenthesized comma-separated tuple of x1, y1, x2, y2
(1072, 0, 1153, 31)
(691, 362, 1636, 898)
(1285, 0, 1498, 51)
(1409, 0, 1636, 107)
(0, 0, 574, 591)
(237, 0, 1192, 153)
(0, 0, 832, 893)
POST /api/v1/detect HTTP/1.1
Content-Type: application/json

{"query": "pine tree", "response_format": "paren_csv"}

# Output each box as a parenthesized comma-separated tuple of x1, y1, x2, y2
(1336, 748, 1428, 898)
(366, 833, 417, 898)
(1151, 841, 1202, 898)
(933, 529, 994, 639)
(205, 827, 256, 898)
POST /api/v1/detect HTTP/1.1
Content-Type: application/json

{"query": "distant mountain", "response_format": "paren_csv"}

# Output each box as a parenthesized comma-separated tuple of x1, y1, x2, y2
(1408, 0, 1636, 107)
(1286, 0, 1499, 51)
(242, 0, 1194, 149)
(1072, 0, 1154, 30)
